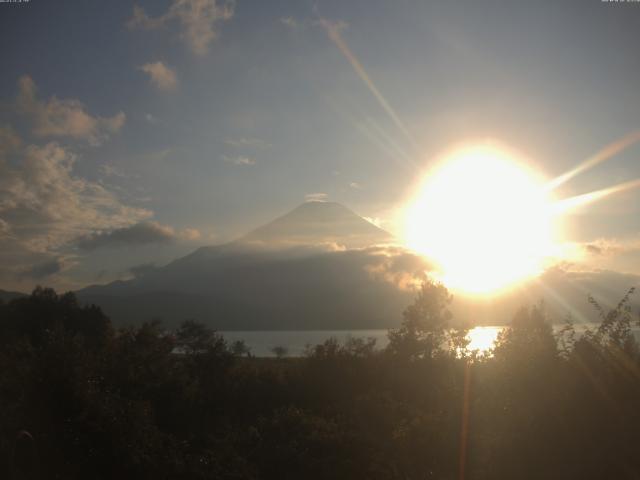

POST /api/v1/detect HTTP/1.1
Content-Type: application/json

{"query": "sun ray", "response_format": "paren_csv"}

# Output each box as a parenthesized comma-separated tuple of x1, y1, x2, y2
(553, 178, 640, 214)
(531, 276, 592, 325)
(364, 116, 414, 165)
(547, 130, 640, 190)
(318, 17, 419, 152)
(324, 94, 415, 171)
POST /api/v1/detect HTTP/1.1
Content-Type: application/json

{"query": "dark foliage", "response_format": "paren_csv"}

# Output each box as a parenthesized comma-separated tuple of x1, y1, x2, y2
(1, 283, 640, 479)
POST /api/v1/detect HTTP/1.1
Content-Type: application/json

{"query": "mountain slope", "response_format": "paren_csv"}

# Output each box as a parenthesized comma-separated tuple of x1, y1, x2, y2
(77, 202, 413, 329)
(241, 201, 392, 248)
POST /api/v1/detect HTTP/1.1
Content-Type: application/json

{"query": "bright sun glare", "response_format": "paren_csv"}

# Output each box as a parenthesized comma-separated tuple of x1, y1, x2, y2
(466, 326, 501, 355)
(405, 145, 558, 295)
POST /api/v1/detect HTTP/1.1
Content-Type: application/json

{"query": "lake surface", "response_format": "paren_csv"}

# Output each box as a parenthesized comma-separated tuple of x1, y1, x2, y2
(221, 324, 640, 357)
(220, 330, 392, 357)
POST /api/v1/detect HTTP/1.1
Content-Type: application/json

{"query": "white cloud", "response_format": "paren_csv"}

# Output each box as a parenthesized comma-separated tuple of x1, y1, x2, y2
(0, 142, 152, 263)
(579, 237, 640, 257)
(280, 16, 300, 30)
(222, 154, 256, 166)
(224, 137, 272, 149)
(99, 163, 137, 180)
(364, 246, 430, 292)
(139, 61, 178, 90)
(305, 193, 328, 202)
(349, 181, 362, 189)
(16, 76, 125, 146)
(127, 0, 235, 55)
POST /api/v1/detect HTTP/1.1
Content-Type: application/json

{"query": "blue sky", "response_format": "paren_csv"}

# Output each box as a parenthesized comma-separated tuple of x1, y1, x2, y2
(1, 0, 640, 291)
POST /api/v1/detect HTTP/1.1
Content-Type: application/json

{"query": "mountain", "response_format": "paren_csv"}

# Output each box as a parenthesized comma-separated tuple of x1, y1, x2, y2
(77, 202, 419, 329)
(76, 201, 640, 330)
(0, 289, 27, 303)
(241, 201, 392, 248)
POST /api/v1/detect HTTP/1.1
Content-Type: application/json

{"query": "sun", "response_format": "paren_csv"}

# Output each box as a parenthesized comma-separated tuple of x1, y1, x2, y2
(404, 145, 558, 295)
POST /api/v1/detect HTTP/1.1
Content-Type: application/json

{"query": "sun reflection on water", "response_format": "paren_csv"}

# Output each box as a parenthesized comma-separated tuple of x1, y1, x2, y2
(466, 326, 502, 356)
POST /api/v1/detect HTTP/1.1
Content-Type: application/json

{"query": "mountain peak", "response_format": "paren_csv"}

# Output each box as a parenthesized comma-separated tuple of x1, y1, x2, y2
(240, 201, 393, 249)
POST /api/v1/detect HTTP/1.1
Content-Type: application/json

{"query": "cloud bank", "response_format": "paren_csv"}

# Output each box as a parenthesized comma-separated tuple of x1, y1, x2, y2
(77, 221, 176, 250)
(0, 142, 153, 286)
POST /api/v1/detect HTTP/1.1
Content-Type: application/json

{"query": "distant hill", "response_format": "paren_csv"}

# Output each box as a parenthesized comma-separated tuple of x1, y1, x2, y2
(0, 289, 27, 303)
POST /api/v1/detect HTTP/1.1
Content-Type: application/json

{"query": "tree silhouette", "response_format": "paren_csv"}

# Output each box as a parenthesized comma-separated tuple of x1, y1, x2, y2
(387, 278, 460, 359)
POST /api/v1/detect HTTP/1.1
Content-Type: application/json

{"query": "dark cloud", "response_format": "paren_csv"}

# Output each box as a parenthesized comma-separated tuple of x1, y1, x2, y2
(21, 258, 64, 279)
(77, 222, 175, 251)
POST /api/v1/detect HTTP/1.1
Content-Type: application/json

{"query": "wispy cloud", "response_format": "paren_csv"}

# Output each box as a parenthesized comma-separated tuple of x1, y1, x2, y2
(181, 227, 202, 241)
(579, 236, 640, 257)
(0, 125, 22, 156)
(16, 76, 125, 146)
(222, 154, 256, 166)
(139, 61, 178, 90)
(349, 181, 362, 190)
(99, 163, 138, 180)
(127, 0, 235, 55)
(224, 137, 272, 149)
(305, 192, 328, 202)
(280, 16, 301, 30)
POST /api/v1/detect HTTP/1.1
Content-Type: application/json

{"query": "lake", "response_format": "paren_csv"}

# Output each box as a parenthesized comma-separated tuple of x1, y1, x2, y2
(220, 329, 392, 357)
(220, 324, 640, 357)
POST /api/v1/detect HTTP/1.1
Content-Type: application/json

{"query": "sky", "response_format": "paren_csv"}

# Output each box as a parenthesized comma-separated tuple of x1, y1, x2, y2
(1, 0, 640, 292)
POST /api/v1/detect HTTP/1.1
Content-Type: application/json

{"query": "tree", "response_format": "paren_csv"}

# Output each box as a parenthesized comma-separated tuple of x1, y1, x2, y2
(493, 303, 557, 366)
(272, 345, 288, 359)
(231, 339, 251, 357)
(175, 319, 227, 356)
(387, 278, 458, 359)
